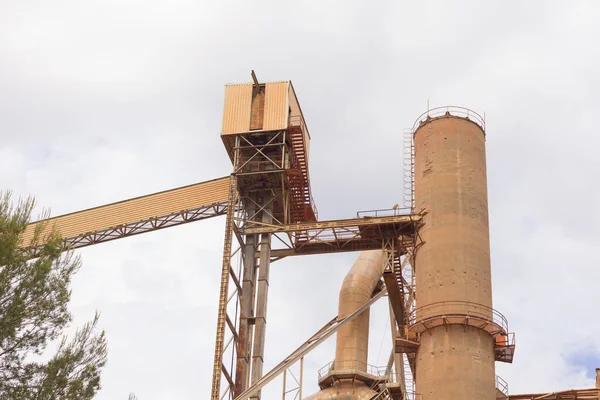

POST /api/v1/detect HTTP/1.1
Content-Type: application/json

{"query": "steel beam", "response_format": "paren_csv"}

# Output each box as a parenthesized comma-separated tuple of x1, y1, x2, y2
(242, 214, 421, 235)
(235, 213, 257, 394)
(250, 200, 273, 399)
(234, 288, 388, 400)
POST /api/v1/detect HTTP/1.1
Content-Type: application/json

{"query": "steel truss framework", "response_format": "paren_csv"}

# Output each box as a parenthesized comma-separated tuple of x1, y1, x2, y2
(22, 191, 422, 399)
(240, 214, 422, 260)
(235, 245, 424, 400)
(18, 127, 424, 399)
(281, 359, 304, 400)
(19, 89, 579, 399)
(21, 108, 425, 400)
(235, 288, 389, 400)
(233, 246, 423, 400)
(213, 129, 287, 400)
(214, 125, 318, 400)
(24, 201, 230, 258)
(210, 183, 279, 400)
(211, 145, 423, 398)
(20, 175, 423, 399)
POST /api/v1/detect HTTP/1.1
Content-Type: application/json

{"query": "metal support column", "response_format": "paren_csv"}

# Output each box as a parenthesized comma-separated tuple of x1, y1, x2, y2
(250, 199, 273, 399)
(235, 197, 258, 395)
(299, 357, 304, 399)
(235, 289, 388, 400)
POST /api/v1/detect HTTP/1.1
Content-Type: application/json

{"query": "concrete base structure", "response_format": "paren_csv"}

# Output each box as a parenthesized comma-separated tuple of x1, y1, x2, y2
(416, 325, 495, 399)
(303, 382, 377, 400)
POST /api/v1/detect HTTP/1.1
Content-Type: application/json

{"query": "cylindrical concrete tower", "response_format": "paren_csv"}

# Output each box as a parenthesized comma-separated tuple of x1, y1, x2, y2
(412, 109, 498, 399)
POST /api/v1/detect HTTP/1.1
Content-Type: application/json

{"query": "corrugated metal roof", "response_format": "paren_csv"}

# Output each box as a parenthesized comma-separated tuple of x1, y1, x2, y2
(21, 177, 230, 245)
(263, 81, 289, 131)
(222, 84, 252, 134)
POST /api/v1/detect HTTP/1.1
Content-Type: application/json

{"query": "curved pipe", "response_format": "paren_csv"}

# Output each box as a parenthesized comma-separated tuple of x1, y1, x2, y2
(305, 250, 383, 399)
(334, 250, 383, 372)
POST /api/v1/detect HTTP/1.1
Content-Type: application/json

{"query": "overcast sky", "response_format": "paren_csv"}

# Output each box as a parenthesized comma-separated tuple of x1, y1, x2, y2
(2, 0, 600, 398)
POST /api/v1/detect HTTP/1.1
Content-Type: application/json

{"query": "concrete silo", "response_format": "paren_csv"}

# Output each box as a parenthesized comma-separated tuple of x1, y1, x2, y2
(411, 109, 509, 399)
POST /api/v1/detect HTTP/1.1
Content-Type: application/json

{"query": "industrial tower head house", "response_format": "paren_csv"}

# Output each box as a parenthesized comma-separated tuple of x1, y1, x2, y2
(20, 74, 600, 400)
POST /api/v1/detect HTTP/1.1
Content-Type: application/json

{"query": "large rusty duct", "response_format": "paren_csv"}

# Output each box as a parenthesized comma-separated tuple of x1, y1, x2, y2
(304, 251, 383, 399)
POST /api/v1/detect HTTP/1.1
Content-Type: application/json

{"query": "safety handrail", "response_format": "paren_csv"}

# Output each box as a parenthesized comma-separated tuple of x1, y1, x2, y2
(288, 115, 310, 139)
(412, 106, 485, 133)
(408, 301, 509, 334)
(496, 374, 509, 395)
(496, 332, 516, 347)
(287, 115, 318, 221)
(357, 207, 413, 218)
(318, 360, 388, 379)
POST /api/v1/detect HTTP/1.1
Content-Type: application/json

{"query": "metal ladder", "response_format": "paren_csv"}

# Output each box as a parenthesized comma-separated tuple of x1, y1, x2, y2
(211, 175, 239, 400)
(402, 129, 414, 210)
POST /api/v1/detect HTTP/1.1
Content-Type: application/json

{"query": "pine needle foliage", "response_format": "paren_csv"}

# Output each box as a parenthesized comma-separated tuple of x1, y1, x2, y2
(0, 192, 107, 400)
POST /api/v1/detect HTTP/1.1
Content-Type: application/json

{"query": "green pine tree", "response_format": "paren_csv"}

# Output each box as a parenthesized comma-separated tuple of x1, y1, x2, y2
(0, 192, 107, 399)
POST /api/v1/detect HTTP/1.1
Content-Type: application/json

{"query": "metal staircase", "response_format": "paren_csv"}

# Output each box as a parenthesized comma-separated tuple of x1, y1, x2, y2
(370, 387, 392, 400)
(287, 116, 317, 224)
